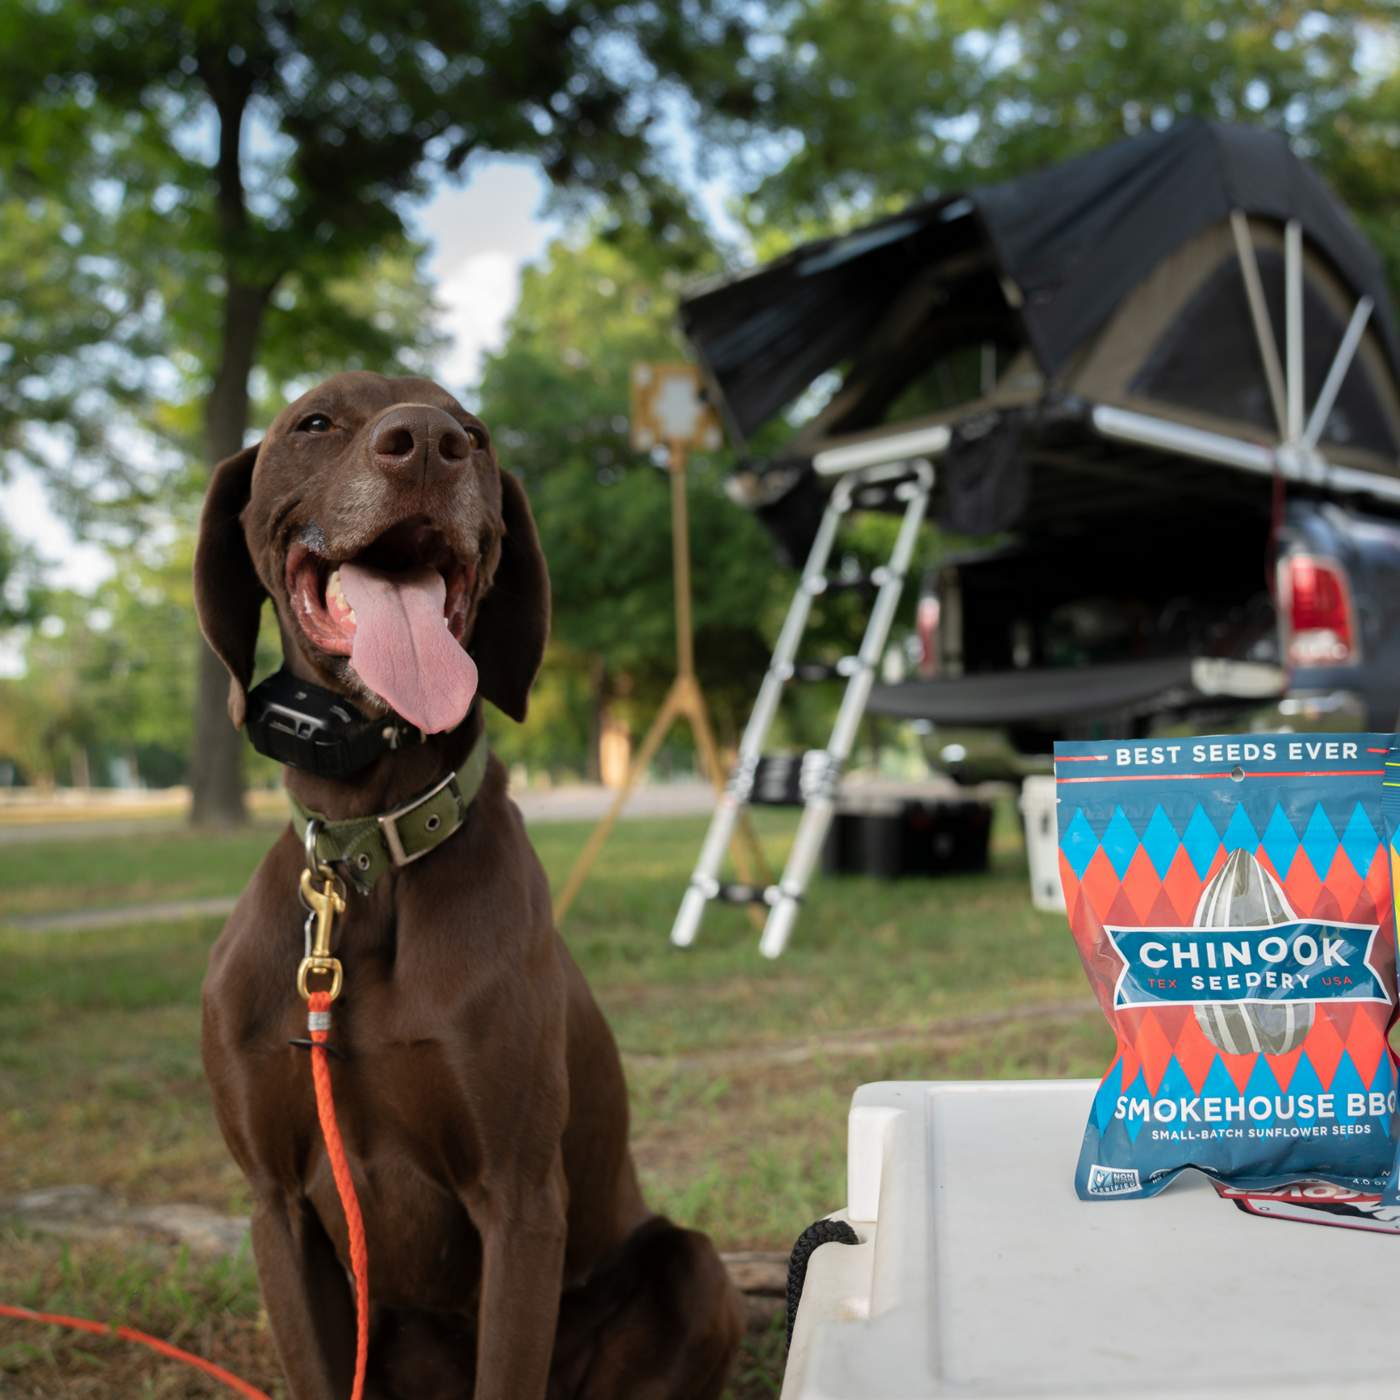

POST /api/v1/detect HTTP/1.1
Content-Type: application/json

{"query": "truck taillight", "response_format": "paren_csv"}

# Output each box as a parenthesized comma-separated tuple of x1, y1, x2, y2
(916, 595, 940, 677)
(1282, 555, 1358, 667)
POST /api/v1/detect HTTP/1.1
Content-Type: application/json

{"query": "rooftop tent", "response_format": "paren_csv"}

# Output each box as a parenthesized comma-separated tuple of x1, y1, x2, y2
(681, 120, 1400, 500)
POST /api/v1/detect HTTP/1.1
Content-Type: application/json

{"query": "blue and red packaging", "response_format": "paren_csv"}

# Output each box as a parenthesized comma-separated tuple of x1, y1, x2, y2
(1056, 734, 1399, 1200)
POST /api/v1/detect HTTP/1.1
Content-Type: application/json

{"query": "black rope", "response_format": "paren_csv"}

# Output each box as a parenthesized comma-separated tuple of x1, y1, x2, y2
(288, 1038, 347, 1060)
(786, 1217, 858, 1348)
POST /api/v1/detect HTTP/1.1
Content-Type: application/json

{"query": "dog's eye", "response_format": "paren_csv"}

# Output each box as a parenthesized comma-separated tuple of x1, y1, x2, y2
(465, 426, 487, 451)
(297, 413, 333, 434)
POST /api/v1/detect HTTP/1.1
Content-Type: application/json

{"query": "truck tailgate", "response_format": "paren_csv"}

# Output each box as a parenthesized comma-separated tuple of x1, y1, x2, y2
(866, 656, 1283, 726)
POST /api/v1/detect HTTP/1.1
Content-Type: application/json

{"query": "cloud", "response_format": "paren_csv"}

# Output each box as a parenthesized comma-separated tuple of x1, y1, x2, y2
(433, 250, 521, 394)
(413, 157, 562, 394)
(416, 159, 556, 274)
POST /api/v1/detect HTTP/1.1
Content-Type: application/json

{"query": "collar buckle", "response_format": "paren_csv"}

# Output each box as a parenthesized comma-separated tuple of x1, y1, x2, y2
(377, 770, 465, 867)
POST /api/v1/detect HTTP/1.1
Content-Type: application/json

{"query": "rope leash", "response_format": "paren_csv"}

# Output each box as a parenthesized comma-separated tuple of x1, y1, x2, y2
(306, 989, 370, 1400)
(0, 991, 369, 1400)
(296, 840, 371, 1398)
(1, 854, 371, 1400)
(0, 1301, 272, 1398)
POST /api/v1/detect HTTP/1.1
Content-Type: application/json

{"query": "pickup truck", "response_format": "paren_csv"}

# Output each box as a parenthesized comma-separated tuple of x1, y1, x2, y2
(879, 491, 1400, 756)
(680, 122, 1400, 757)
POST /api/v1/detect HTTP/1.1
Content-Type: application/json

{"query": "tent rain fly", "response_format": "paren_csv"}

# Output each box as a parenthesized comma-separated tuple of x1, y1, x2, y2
(680, 120, 1400, 536)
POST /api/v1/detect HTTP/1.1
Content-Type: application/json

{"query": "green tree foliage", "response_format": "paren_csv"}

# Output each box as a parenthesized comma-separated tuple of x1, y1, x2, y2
(0, 547, 186, 786)
(1315, 40, 1400, 291)
(477, 234, 783, 771)
(0, 522, 46, 630)
(0, 537, 298, 789)
(0, 190, 161, 473)
(1, 0, 764, 819)
(0, 538, 291, 788)
(742, 1, 1400, 274)
(9, 2, 1400, 795)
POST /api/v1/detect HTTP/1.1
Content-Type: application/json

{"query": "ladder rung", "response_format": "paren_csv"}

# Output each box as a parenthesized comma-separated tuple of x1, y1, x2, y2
(743, 752, 840, 806)
(851, 485, 902, 511)
(749, 791, 806, 808)
(792, 660, 846, 683)
(821, 573, 878, 595)
(714, 882, 772, 906)
(745, 754, 802, 806)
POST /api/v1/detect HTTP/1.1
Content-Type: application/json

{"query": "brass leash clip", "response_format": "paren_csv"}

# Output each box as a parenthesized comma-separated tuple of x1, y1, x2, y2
(297, 820, 346, 1002)
(298, 864, 346, 1001)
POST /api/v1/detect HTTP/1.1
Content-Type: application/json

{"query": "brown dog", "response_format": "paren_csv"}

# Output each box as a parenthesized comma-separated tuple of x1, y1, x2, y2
(194, 371, 741, 1399)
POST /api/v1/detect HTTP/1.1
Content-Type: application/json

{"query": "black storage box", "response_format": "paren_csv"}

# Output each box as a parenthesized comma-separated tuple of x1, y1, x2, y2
(821, 795, 993, 879)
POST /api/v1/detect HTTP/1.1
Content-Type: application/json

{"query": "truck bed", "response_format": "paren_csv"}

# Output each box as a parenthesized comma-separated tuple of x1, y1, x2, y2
(866, 656, 1283, 727)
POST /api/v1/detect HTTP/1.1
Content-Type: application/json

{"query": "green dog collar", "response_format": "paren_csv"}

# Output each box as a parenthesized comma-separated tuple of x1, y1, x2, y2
(289, 732, 489, 893)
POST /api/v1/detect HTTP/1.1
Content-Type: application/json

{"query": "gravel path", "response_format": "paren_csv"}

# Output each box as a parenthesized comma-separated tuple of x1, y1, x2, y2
(0, 781, 719, 845)
(12, 896, 241, 933)
(5, 782, 722, 932)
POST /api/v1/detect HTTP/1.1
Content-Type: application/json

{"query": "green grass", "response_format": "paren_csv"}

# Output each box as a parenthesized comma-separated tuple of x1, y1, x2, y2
(2, 821, 283, 917)
(0, 804, 1109, 1397)
(0, 1229, 274, 1399)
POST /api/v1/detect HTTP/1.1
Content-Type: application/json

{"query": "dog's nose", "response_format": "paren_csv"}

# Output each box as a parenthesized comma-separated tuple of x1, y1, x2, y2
(371, 406, 471, 475)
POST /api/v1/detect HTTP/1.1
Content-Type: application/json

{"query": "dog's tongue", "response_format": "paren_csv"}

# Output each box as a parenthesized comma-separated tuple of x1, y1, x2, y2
(338, 563, 478, 733)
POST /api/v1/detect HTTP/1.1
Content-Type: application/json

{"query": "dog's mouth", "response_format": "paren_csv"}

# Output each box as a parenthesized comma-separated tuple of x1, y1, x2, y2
(286, 520, 474, 655)
(285, 518, 479, 734)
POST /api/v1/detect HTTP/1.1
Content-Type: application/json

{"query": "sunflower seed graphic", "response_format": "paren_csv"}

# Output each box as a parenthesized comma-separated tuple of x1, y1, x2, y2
(1191, 848, 1314, 1055)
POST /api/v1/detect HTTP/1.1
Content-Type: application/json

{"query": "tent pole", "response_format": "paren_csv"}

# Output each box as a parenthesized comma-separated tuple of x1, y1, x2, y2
(1091, 404, 1400, 506)
(1229, 211, 1288, 440)
(1285, 219, 1304, 442)
(1302, 296, 1373, 452)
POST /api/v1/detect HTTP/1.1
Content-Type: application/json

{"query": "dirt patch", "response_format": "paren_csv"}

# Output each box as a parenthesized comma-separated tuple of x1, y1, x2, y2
(1, 1184, 786, 1312)
(1, 1185, 249, 1258)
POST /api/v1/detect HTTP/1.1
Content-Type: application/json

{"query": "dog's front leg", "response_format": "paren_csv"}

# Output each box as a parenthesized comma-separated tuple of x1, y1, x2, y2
(464, 1153, 569, 1400)
(251, 1196, 360, 1400)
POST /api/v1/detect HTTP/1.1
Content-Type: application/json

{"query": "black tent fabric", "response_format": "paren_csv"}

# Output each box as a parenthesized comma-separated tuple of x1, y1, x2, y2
(682, 121, 1400, 441)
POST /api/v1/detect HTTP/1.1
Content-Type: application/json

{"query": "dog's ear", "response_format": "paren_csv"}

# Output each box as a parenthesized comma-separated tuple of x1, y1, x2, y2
(473, 471, 550, 722)
(193, 443, 265, 729)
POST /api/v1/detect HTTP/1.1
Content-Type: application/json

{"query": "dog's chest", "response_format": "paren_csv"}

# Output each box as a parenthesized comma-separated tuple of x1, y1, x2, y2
(290, 1015, 494, 1309)
(308, 1148, 485, 1312)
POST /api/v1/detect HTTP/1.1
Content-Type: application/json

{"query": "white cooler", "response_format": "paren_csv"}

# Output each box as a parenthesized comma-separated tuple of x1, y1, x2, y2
(782, 1080, 1400, 1398)
(1018, 775, 1064, 912)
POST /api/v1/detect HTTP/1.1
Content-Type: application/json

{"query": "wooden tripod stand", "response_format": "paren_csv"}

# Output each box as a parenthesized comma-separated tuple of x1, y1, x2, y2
(552, 439, 770, 926)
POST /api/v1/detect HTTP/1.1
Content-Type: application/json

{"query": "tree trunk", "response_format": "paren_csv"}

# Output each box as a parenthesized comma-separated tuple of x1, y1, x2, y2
(189, 275, 268, 827)
(191, 639, 246, 825)
(188, 63, 273, 828)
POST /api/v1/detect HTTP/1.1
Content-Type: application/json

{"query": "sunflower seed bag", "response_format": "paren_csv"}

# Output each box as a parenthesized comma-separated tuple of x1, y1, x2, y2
(1378, 741, 1400, 1204)
(1056, 735, 1399, 1200)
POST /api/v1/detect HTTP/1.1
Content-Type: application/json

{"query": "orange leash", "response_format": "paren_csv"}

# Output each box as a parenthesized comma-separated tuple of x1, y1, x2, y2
(0, 999, 371, 1400)
(0, 1301, 272, 1398)
(0, 864, 369, 1400)
(306, 988, 370, 1400)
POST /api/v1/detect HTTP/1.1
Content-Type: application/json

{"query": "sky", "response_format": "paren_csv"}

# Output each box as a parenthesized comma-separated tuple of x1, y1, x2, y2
(410, 158, 562, 397)
(1, 157, 563, 595)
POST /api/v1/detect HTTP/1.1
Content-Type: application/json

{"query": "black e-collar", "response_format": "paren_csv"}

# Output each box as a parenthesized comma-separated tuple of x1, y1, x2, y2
(244, 668, 424, 779)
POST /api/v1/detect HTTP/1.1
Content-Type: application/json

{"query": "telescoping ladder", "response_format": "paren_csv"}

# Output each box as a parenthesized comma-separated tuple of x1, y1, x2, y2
(670, 455, 935, 959)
